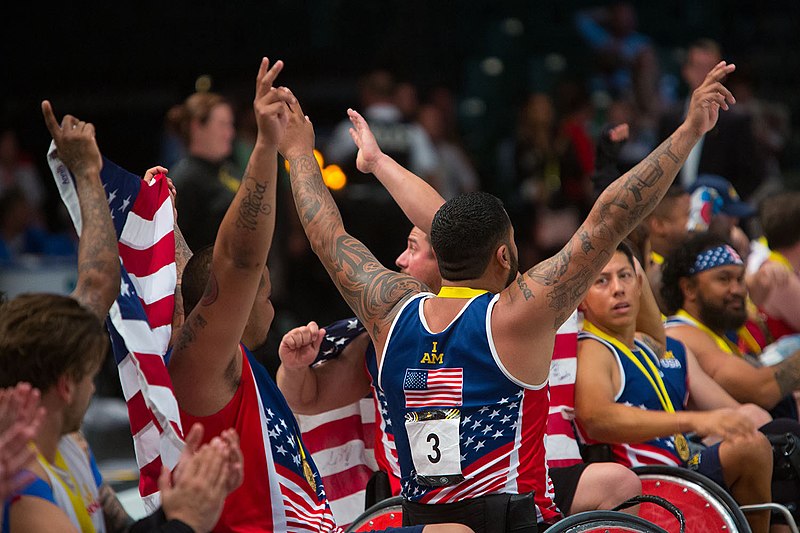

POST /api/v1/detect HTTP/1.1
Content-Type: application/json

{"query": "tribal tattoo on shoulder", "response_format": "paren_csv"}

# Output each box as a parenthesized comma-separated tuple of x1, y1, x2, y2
(289, 154, 425, 336)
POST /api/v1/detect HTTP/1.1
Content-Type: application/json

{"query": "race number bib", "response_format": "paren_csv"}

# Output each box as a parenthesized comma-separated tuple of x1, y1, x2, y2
(405, 409, 464, 486)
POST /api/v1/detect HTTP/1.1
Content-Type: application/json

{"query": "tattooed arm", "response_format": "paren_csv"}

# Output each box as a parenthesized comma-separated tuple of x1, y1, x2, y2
(168, 58, 295, 416)
(492, 61, 737, 386)
(346, 108, 444, 234)
(41, 101, 120, 321)
(280, 102, 425, 348)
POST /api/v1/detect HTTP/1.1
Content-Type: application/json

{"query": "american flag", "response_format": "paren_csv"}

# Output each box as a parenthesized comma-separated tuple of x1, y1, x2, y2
(403, 368, 463, 408)
(47, 144, 183, 512)
(544, 311, 582, 470)
(297, 317, 378, 527)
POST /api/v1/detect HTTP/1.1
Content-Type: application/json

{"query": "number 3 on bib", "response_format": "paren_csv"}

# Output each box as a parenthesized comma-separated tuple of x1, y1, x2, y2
(405, 409, 465, 486)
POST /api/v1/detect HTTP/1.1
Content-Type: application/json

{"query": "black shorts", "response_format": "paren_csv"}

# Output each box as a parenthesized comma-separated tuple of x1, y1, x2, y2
(549, 462, 589, 515)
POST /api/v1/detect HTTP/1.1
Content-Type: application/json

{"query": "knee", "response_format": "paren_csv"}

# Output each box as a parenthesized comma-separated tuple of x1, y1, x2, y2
(725, 431, 773, 466)
(600, 463, 642, 503)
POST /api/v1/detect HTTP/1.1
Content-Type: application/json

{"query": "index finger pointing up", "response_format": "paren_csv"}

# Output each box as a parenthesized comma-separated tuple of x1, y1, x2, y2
(41, 100, 61, 139)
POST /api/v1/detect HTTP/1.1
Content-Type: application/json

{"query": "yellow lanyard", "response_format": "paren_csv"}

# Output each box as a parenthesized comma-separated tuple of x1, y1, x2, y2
(37, 449, 95, 532)
(583, 321, 675, 413)
(651, 251, 664, 266)
(437, 286, 488, 299)
(675, 309, 742, 356)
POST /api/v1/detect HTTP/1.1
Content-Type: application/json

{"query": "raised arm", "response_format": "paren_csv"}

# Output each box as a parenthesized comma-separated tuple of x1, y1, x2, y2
(168, 58, 294, 415)
(42, 101, 120, 320)
(280, 101, 425, 346)
(347, 108, 445, 234)
(276, 322, 372, 414)
(493, 62, 736, 382)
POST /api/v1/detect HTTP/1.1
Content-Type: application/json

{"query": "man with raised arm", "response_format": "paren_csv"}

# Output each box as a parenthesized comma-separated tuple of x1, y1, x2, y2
(166, 58, 470, 533)
(162, 58, 347, 533)
(282, 62, 736, 531)
(278, 112, 643, 521)
(1, 102, 243, 533)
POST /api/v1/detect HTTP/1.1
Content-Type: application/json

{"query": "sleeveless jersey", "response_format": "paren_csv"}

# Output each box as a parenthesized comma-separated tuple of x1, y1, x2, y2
(181, 345, 338, 533)
(365, 341, 403, 495)
(3, 434, 105, 533)
(379, 292, 561, 524)
(577, 333, 690, 467)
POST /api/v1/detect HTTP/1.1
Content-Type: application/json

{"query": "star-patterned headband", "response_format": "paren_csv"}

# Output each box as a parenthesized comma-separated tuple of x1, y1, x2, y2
(688, 245, 743, 275)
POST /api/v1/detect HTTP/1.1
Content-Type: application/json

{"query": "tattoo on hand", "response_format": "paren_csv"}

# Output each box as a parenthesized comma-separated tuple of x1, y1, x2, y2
(236, 177, 271, 231)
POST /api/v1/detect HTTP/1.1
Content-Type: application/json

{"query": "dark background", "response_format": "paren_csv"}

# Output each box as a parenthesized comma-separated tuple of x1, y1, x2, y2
(4, 0, 800, 339)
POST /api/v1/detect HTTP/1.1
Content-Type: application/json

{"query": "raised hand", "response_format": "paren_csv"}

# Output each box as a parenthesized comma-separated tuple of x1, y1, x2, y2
(277, 97, 315, 160)
(684, 61, 736, 137)
(347, 108, 384, 175)
(252, 58, 296, 149)
(41, 100, 103, 178)
(142, 166, 177, 222)
(278, 321, 327, 370)
(0, 383, 46, 500)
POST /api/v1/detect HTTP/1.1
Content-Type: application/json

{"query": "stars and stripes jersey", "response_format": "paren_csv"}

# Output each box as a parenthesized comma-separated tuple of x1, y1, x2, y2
(365, 341, 404, 494)
(576, 333, 690, 467)
(180, 344, 338, 533)
(378, 292, 560, 524)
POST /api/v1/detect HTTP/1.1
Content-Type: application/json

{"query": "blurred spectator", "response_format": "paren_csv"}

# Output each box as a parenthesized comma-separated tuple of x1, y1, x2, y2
(658, 38, 766, 200)
(417, 103, 479, 200)
(728, 67, 792, 201)
(0, 187, 76, 264)
(604, 98, 658, 172)
(325, 69, 441, 267)
(574, 1, 661, 122)
(394, 80, 420, 122)
(554, 79, 596, 214)
(165, 91, 241, 252)
(687, 174, 757, 261)
(0, 126, 47, 220)
(495, 91, 586, 269)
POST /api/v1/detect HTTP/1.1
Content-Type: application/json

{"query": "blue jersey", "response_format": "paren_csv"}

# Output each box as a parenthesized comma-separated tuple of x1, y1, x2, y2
(578, 333, 690, 466)
(378, 292, 560, 523)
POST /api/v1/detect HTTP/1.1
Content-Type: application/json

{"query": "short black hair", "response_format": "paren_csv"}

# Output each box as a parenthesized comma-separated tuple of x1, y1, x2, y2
(430, 192, 512, 281)
(618, 239, 637, 269)
(181, 244, 214, 316)
(660, 232, 730, 314)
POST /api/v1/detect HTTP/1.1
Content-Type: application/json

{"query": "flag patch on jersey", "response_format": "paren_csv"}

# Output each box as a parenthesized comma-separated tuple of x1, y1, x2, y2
(403, 368, 463, 408)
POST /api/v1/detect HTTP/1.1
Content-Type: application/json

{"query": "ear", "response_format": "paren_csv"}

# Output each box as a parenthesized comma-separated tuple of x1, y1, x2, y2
(678, 276, 696, 303)
(496, 244, 511, 269)
(56, 374, 75, 404)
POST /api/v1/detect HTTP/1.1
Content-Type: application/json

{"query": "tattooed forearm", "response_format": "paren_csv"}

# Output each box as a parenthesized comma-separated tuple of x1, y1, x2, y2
(235, 176, 271, 230)
(174, 223, 193, 278)
(73, 172, 120, 319)
(98, 483, 134, 533)
(774, 352, 800, 397)
(288, 154, 422, 331)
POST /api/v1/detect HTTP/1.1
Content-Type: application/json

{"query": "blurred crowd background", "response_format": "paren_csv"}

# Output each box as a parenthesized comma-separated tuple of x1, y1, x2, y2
(3, 0, 800, 378)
